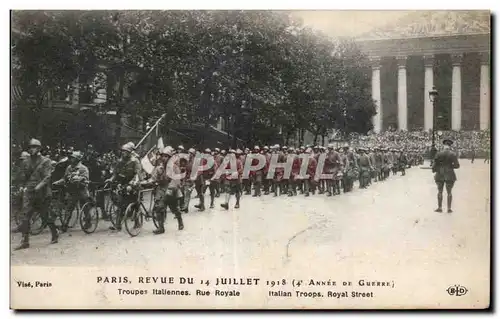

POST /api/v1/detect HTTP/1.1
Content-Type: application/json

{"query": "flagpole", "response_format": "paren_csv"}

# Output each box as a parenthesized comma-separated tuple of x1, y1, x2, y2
(134, 113, 166, 151)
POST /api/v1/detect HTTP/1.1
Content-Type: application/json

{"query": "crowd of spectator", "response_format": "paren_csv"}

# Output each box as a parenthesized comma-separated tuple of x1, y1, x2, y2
(347, 129, 491, 159)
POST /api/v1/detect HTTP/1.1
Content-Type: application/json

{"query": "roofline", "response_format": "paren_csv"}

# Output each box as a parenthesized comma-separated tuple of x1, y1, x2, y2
(355, 32, 490, 42)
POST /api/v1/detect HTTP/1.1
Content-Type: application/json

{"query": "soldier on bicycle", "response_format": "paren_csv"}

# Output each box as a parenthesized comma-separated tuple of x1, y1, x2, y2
(104, 142, 142, 232)
(53, 151, 91, 232)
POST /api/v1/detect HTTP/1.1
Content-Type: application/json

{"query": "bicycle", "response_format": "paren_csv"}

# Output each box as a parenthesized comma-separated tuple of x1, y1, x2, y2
(123, 182, 162, 237)
(54, 181, 99, 234)
(12, 187, 52, 236)
(89, 182, 119, 226)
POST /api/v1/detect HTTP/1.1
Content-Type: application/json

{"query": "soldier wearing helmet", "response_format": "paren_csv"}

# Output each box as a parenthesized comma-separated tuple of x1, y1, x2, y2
(53, 151, 92, 231)
(104, 142, 142, 232)
(192, 148, 210, 212)
(262, 146, 271, 195)
(180, 148, 197, 213)
(146, 146, 184, 234)
(303, 147, 318, 196)
(15, 139, 59, 250)
(323, 144, 342, 196)
(250, 146, 264, 197)
(213, 148, 223, 198)
(220, 148, 244, 210)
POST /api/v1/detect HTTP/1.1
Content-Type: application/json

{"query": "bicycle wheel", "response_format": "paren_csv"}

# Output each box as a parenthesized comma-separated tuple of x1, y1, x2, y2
(59, 208, 71, 232)
(124, 203, 143, 237)
(80, 202, 99, 234)
(14, 209, 24, 228)
(30, 212, 46, 236)
(107, 201, 119, 228)
(151, 207, 160, 229)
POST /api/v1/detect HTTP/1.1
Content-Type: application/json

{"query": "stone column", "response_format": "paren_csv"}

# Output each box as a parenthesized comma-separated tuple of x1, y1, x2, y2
(397, 56, 408, 131)
(371, 57, 382, 133)
(423, 55, 434, 131)
(479, 52, 490, 130)
(451, 53, 463, 131)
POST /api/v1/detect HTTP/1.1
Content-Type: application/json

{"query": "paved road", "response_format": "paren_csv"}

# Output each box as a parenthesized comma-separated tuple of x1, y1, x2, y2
(11, 160, 490, 269)
(10, 160, 491, 308)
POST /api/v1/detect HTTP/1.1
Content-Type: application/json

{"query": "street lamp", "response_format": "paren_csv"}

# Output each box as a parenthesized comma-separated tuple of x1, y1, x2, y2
(429, 87, 439, 162)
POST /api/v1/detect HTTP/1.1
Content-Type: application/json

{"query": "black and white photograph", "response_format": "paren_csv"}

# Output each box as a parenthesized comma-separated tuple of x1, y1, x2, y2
(9, 9, 491, 309)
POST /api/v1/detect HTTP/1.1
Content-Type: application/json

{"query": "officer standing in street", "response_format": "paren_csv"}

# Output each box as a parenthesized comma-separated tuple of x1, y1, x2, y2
(15, 139, 59, 250)
(432, 139, 460, 213)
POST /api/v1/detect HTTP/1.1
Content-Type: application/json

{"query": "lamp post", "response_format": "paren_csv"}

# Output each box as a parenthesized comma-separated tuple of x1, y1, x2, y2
(429, 87, 439, 162)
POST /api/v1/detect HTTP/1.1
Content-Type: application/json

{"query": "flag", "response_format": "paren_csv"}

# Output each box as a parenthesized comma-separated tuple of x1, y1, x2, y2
(141, 147, 160, 175)
(135, 114, 166, 174)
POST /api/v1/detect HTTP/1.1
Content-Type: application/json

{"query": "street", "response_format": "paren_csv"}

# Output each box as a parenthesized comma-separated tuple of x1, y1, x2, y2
(10, 160, 491, 308)
(11, 160, 490, 268)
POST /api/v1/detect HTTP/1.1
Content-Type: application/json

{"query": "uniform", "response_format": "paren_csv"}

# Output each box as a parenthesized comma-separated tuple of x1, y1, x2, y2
(55, 159, 91, 231)
(15, 139, 58, 250)
(220, 152, 243, 210)
(150, 156, 184, 233)
(108, 146, 142, 231)
(432, 141, 460, 213)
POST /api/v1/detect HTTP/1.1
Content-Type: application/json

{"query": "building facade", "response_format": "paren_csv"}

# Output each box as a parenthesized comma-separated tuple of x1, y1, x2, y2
(356, 11, 490, 133)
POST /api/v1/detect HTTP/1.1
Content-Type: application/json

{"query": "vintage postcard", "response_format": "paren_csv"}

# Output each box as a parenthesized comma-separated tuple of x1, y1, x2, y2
(10, 9, 491, 309)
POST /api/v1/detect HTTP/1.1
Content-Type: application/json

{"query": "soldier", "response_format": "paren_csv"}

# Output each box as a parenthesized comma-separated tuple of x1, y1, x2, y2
(357, 147, 373, 189)
(180, 148, 196, 213)
(146, 146, 184, 234)
(15, 139, 58, 250)
(203, 148, 218, 209)
(397, 149, 408, 176)
(104, 142, 142, 232)
(220, 149, 243, 210)
(251, 146, 264, 197)
(213, 148, 223, 197)
(193, 148, 210, 211)
(53, 151, 92, 232)
(262, 146, 271, 195)
(381, 148, 390, 180)
(288, 148, 301, 196)
(272, 145, 286, 197)
(304, 147, 318, 196)
(241, 148, 251, 195)
(345, 146, 358, 192)
(432, 139, 460, 213)
(324, 144, 341, 196)
(339, 146, 349, 193)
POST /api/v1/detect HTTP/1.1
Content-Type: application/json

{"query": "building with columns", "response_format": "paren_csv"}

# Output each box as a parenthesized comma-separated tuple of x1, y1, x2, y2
(356, 11, 490, 133)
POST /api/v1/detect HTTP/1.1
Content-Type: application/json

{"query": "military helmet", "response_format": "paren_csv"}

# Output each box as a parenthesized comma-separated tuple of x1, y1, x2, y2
(70, 151, 83, 161)
(121, 142, 134, 152)
(28, 138, 42, 148)
(161, 146, 174, 156)
(19, 151, 30, 159)
(188, 148, 196, 154)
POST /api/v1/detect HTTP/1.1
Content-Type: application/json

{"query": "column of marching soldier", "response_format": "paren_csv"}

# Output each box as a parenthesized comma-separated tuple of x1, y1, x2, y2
(12, 139, 425, 251)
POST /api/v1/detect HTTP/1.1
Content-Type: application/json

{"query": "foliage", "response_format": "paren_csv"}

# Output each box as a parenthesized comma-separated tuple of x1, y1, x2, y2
(12, 10, 378, 145)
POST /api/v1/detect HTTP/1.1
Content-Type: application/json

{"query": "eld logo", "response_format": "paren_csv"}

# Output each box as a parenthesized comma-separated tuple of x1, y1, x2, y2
(447, 285, 468, 297)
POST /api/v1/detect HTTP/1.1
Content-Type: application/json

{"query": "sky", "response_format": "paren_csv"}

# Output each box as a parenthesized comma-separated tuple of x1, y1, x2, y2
(291, 11, 410, 38)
